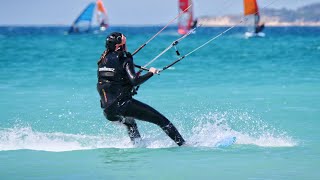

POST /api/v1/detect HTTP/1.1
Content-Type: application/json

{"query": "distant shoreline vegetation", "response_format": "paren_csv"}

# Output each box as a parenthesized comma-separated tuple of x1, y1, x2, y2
(199, 3, 320, 27)
(1, 3, 320, 28)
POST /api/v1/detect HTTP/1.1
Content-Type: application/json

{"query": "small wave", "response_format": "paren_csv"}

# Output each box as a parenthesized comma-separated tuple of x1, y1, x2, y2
(0, 110, 297, 152)
(187, 112, 297, 147)
(0, 125, 181, 152)
(234, 133, 296, 147)
(187, 122, 296, 148)
(158, 30, 181, 37)
(0, 127, 134, 152)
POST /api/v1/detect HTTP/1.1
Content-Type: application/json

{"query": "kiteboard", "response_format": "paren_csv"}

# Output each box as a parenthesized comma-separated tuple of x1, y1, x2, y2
(215, 136, 237, 148)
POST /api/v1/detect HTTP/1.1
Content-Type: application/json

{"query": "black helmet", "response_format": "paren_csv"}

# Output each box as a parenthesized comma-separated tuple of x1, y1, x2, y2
(105, 32, 127, 51)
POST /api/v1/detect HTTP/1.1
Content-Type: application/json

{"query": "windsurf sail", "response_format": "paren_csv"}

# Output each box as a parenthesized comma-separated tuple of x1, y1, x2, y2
(178, 0, 194, 35)
(243, 0, 264, 33)
(68, 1, 109, 33)
(68, 2, 96, 33)
(96, 0, 109, 31)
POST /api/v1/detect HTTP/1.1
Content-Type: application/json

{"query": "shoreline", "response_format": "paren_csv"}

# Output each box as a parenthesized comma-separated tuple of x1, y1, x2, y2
(198, 18, 320, 27)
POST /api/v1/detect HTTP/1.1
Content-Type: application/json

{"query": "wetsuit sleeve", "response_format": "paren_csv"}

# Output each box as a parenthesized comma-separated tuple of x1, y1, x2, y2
(124, 57, 153, 86)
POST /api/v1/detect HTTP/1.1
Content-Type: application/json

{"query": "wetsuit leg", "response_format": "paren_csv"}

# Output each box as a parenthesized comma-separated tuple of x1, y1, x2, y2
(122, 117, 141, 141)
(103, 108, 141, 144)
(122, 99, 185, 146)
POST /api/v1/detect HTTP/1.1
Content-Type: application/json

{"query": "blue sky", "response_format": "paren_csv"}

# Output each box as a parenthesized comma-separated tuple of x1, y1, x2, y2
(0, 0, 319, 25)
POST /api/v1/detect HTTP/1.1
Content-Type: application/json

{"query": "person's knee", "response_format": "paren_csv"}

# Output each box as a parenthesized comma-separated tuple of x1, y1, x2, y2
(123, 117, 136, 126)
(103, 109, 119, 122)
(152, 116, 170, 127)
(160, 122, 174, 131)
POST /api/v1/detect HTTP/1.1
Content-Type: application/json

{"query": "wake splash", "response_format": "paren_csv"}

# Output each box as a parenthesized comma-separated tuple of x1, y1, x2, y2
(0, 111, 297, 152)
(188, 121, 296, 148)
(187, 112, 297, 148)
(0, 127, 132, 152)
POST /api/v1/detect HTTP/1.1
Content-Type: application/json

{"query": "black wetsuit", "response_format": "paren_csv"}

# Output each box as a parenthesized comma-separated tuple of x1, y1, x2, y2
(255, 24, 265, 34)
(254, 15, 265, 34)
(191, 19, 198, 29)
(97, 50, 185, 146)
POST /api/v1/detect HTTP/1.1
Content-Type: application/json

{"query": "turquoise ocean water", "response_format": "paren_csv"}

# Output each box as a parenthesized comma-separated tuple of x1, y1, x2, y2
(0, 26, 319, 179)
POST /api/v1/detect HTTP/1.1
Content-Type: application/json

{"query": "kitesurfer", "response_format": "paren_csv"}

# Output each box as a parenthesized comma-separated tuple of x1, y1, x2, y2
(97, 32, 185, 146)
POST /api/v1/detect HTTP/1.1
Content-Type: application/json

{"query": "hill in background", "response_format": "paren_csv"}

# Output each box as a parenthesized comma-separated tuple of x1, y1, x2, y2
(200, 3, 320, 26)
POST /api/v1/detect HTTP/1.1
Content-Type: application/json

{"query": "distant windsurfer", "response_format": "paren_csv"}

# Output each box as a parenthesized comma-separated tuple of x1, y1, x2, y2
(69, 24, 79, 33)
(255, 23, 265, 34)
(254, 15, 265, 33)
(191, 18, 198, 29)
(99, 22, 108, 31)
(252, 11, 264, 34)
(100, 22, 108, 28)
(97, 32, 186, 146)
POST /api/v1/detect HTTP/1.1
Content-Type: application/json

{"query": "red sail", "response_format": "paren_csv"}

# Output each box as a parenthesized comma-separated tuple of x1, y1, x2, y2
(178, 0, 193, 35)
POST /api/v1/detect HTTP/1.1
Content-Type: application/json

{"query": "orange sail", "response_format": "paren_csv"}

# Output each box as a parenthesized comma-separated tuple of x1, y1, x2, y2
(243, 0, 265, 35)
(96, 0, 106, 13)
(96, 0, 108, 30)
(244, 0, 259, 15)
